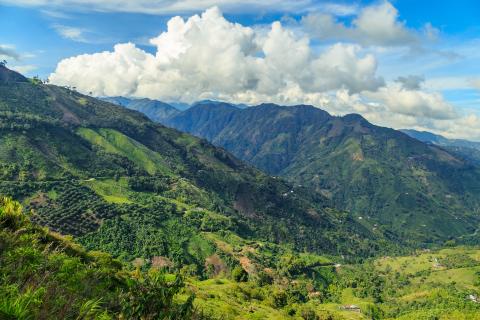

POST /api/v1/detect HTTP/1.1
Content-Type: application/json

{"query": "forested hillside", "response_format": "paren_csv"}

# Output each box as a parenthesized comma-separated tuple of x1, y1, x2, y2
(165, 102, 480, 244)
(0, 65, 391, 267)
(3, 196, 480, 319)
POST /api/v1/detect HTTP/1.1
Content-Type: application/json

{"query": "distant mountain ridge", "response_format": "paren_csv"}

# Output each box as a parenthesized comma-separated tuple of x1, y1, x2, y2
(163, 101, 480, 243)
(102, 97, 250, 123)
(401, 129, 480, 150)
(101, 96, 180, 122)
(402, 129, 480, 165)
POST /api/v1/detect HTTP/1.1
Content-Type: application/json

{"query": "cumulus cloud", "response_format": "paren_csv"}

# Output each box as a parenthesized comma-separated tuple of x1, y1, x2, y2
(302, 1, 419, 47)
(47, 6, 480, 141)
(365, 84, 457, 120)
(321, 85, 480, 141)
(49, 7, 383, 101)
(395, 75, 425, 90)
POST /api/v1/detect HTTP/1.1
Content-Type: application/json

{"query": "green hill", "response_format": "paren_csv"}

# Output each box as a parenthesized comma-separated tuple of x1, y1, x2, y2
(0, 65, 389, 266)
(0, 196, 204, 319)
(165, 102, 480, 245)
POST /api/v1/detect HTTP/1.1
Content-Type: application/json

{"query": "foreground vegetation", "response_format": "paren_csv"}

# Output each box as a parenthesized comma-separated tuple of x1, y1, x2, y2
(3, 196, 480, 319)
(0, 197, 205, 319)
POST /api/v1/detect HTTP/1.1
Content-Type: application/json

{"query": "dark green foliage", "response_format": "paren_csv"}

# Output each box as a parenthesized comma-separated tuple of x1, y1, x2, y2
(128, 176, 170, 193)
(119, 272, 196, 320)
(232, 266, 248, 282)
(29, 183, 120, 236)
(438, 253, 479, 269)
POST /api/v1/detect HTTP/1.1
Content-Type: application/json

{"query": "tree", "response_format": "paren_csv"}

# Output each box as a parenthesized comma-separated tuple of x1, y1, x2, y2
(0, 60, 7, 67)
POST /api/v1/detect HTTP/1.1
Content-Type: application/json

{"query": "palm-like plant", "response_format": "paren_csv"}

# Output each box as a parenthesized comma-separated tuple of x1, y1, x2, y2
(0, 196, 26, 228)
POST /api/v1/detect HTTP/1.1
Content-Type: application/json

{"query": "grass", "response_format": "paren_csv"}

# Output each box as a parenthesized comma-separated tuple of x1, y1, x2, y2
(185, 278, 371, 320)
(82, 178, 131, 204)
(77, 128, 170, 175)
(187, 279, 290, 320)
(426, 266, 480, 289)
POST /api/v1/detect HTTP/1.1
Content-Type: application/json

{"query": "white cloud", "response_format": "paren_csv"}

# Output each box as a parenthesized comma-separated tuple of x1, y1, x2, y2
(319, 86, 480, 141)
(409, 114, 480, 142)
(52, 24, 87, 42)
(0, 44, 20, 61)
(47, 6, 480, 141)
(365, 84, 457, 120)
(302, 1, 419, 47)
(9, 64, 38, 74)
(49, 7, 383, 101)
(470, 78, 480, 90)
(0, 0, 357, 15)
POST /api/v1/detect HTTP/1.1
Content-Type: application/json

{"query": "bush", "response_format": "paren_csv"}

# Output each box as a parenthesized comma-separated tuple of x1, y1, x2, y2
(300, 307, 319, 320)
(232, 266, 248, 282)
(270, 289, 288, 308)
(255, 271, 273, 286)
(0, 197, 26, 229)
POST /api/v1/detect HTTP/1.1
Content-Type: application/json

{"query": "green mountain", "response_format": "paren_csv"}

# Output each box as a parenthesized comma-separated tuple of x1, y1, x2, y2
(102, 96, 181, 122)
(165, 102, 480, 244)
(402, 129, 480, 165)
(401, 129, 480, 151)
(0, 65, 387, 266)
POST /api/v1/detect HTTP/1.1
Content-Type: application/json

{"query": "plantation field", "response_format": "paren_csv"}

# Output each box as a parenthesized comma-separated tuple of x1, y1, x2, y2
(174, 247, 480, 319)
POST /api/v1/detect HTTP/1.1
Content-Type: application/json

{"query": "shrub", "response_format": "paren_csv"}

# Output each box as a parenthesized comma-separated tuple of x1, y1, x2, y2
(270, 289, 288, 308)
(0, 197, 26, 229)
(232, 266, 248, 282)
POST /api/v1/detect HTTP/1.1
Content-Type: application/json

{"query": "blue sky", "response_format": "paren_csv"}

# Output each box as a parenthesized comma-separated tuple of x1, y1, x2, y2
(1, 0, 480, 139)
(2, 0, 479, 77)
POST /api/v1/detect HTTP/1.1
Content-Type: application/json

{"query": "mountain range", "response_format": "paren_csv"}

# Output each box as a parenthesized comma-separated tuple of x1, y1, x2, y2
(0, 65, 387, 263)
(402, 129, 480, 165)
(158, 101, 480, 244)
(401, 129, 480, 150)
(100, 97, 251, 124)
